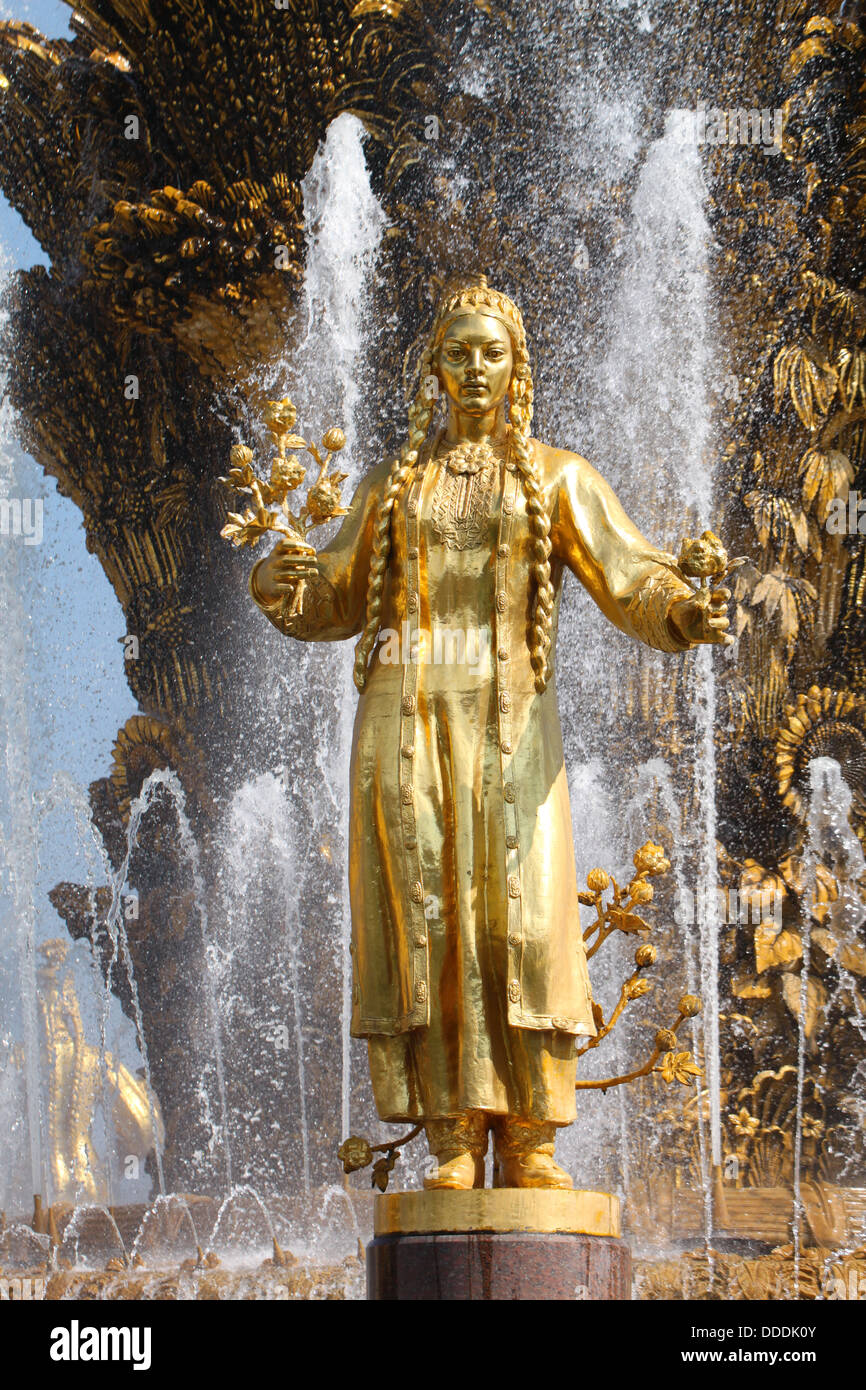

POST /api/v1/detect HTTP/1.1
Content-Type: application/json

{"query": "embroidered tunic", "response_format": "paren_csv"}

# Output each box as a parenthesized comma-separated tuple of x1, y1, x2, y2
(250, 434, 692, 1124)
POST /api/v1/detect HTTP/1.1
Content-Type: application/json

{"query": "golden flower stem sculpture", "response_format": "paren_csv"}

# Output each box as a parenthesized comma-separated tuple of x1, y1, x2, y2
(573, 999, 703, 1092)
(219, 396, 348, 618)
(573, 842, 704, 1093)
(338, 1124, 424, 1192)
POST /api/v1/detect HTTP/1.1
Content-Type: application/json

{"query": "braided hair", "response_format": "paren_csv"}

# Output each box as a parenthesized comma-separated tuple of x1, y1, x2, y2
(352, 276, 555, 694)
(352, 346, 435, 690)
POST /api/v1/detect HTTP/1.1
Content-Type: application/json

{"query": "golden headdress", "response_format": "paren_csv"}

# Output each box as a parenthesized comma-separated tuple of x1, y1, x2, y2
(430, 273, 527, 350)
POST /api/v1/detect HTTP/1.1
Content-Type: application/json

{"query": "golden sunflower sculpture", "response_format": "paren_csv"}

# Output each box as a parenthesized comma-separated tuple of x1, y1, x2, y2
(109, 714, 209, 821)
(774, 685, 866, 833)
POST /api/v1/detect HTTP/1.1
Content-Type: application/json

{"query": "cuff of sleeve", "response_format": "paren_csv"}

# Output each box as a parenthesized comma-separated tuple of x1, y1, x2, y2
(623, 571, 694, 652)
(664, 594, 693, 652)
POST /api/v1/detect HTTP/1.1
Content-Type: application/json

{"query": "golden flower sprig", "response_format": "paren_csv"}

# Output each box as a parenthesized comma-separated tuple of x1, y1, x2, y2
(337, 1125, 423, 1193)
(219, 395, 348, 553)
(579, 840, 671, 961)
(575, 841, 703, 1093)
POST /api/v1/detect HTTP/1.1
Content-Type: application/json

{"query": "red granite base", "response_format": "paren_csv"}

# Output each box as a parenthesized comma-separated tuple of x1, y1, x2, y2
(366, 1231, 631, 1301)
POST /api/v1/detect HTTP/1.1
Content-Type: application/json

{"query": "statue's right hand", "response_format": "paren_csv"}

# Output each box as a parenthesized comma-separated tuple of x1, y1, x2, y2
(253, 538, 317, 604)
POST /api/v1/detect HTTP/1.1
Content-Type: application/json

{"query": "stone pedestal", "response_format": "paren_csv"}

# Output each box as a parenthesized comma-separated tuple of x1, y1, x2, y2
(366, 1189, 631, 1301)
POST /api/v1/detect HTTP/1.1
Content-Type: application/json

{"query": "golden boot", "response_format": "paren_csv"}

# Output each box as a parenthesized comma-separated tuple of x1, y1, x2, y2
(424, 1112, 488, 1190)
(493, 1116, 573, 1190)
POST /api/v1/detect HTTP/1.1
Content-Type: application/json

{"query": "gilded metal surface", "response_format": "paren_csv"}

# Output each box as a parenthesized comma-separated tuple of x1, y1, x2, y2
(220, 396, 349, 557)
(373, 1187, 621, 1237)
(635, 1244, 866, 1302)
(429, 436, 504, 549)
(250, 275, 727, 1175)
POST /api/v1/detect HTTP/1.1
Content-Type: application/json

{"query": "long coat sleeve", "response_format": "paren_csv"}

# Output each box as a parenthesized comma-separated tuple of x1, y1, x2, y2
(545, 442, 693, 653)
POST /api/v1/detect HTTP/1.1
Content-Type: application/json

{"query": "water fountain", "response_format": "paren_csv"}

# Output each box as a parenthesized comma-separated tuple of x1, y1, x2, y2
(0, 0, 864, 1302)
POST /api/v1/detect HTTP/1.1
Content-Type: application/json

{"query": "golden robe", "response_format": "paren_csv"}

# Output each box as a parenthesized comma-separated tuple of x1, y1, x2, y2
(251, 435, 692, 1125)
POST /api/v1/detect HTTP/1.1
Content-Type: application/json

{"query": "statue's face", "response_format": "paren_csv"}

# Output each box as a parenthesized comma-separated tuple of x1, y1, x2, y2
(435, 312, 514, 415)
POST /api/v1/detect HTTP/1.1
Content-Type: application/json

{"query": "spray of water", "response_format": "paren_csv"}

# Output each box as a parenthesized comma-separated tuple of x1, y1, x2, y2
(794, 758, 866, 1290)
(558, 108, 720, 1239)
(216, 113, 385, 1193)
(0, 267, 45, 1206)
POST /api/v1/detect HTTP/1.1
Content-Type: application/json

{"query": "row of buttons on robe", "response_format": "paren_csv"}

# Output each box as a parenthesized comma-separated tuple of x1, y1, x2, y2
(497, 461, 523, 1015)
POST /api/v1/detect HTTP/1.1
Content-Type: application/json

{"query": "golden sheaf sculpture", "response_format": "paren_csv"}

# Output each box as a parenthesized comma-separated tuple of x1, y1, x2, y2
(240, 273, 732, 1191)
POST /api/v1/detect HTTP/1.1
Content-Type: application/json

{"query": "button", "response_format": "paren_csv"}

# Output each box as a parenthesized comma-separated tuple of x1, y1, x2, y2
(498, 649, 509, 662)
(501, 740, 512, 755)
(407, 592, 418, 613)
(504, 784, 516, 803)
(508, 874, 521, 898)
(401, 694, 415, 715)
(405, 838, 417, 850)
(496, 591, 507, 612)
(410, 881, 423, 903)
(402, 785, 414, 804)
(508, 980, 520, 1003)
(415, 934, 427, 947)
(498, 544, 510, 557)
(503, 498, 514, 516)
(500, 693, 511, 712)
(506, 461, 517, 473)
(408, 547, 419, 559)
(506, 835, 519, 850)
(415, 981, 427, 1003)
(508, 933, 521, 947)
(401, 745, 414, 758)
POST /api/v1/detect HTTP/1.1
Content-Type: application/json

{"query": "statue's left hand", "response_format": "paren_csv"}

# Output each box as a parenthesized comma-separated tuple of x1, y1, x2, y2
(668, 586, 733, 647)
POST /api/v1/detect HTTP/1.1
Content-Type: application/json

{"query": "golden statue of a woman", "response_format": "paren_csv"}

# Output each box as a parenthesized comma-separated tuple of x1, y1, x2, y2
(248, 274, 730, 1191)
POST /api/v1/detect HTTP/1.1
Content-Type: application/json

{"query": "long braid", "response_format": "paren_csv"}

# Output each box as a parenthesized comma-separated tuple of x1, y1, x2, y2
(509, 345, 555, 693)
(352, 350, 435, 691)
(353, 274, 556, 695)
